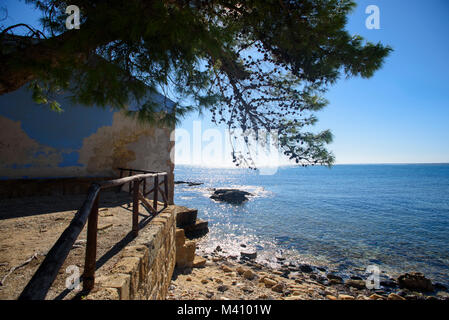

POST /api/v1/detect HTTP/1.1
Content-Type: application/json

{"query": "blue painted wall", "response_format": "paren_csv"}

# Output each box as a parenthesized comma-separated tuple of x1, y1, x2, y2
(0, 86, 115, 171)
(0, 87, 115, 150)
(0, 85, 175, 179)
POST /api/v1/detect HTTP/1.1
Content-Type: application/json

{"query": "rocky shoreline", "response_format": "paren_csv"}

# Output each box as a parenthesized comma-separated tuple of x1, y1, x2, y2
(167, 244, 449, 300)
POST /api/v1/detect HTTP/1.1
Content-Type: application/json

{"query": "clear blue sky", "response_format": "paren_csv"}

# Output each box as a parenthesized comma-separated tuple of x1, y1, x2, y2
(3, 0, 449, 165)
(178, 0, 449, 165)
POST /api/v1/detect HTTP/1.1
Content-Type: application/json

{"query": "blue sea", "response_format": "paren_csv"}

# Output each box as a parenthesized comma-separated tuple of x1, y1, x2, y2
(173, 164, 449, 286)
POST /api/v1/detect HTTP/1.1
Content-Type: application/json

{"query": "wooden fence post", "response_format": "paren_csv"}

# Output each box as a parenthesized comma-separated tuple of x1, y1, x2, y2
(164, 175, 169, 207)
(128, 170, 133, 194)
(153, 175, 158, 212)
(132, 179, 140, 236)
(83, 194, 99, 291)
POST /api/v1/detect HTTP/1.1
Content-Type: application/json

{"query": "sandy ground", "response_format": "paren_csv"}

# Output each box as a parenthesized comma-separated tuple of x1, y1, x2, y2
(0, 191, 155, 300)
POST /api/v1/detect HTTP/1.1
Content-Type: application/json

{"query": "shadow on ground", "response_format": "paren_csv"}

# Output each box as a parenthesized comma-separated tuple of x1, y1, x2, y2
(0, 191, 134, 220)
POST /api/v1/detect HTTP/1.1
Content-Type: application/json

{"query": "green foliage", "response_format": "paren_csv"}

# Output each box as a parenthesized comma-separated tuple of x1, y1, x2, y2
(2, 0, 392, 167)
(29, 80, 63, 112)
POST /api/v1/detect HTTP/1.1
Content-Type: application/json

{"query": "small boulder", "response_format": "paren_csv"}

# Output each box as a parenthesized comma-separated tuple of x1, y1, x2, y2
(299, 264, 314, 273)
(397, 272, 434, 292)
(388, 293, 406, 301)
(243, 269, 256, 280)
(276, 256, 286, 261)
(369, 294, 386, 300)
(380, 279, 397, 288)
(240, 251, 257, 260)
(217, 285, 229, 292)
(221, 265, 233, 273)
(346, 279, 366, 290)
(271, 283, 285, 293)
(236, 266, 246, 275)
(338, 294, 355, 300)
(192, 256, 207, 268)
(241, 286, 254, 293)
(327, 274, 343, 284)
(263, 278, 278, 288)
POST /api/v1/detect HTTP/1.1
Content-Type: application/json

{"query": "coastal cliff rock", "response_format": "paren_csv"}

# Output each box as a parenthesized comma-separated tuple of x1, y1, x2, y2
(210, 189, 253, 204)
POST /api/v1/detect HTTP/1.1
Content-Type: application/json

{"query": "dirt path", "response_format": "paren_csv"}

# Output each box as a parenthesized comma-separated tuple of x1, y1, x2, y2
(0, 191, 151, 300)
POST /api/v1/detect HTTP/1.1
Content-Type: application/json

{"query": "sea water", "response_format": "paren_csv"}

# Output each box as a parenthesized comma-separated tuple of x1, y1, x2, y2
(174, 164, 449, 285)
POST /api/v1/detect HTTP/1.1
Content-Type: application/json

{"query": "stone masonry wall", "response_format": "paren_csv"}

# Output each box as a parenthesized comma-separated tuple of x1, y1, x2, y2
(86, 203, 208, 300)
(87, 205, 177, 300)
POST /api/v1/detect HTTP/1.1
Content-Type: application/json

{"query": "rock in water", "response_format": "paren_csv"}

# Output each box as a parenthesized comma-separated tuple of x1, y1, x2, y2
(210, 189, 253, 204)
(380, 279, 397, 288)
(174, 181, 204, 186)
(240, 251, 257, 260)
(299, 264, 313, 273)
(326, 273, 343, 284)
(346, 279, 367, 290)
(397, 272, 434, 292)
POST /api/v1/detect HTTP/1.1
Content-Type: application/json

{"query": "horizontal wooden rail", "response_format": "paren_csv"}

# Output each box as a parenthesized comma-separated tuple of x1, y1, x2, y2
(18, 170, 169, 300)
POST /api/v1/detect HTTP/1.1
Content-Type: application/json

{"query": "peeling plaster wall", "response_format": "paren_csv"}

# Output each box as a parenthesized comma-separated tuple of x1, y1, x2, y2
(0, 86, 174, 202)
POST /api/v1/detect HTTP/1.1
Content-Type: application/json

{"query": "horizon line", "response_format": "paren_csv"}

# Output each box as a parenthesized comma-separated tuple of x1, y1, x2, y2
(175, 162, 449, 168)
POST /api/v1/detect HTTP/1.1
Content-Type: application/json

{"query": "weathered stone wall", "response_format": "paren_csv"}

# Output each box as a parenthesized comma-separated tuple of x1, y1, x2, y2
(86, 204, 208, 300)
(88, 206, 177, 300)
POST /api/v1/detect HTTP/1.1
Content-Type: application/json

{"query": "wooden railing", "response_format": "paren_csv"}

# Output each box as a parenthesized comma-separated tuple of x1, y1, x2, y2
(18, 169, 169, 300)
